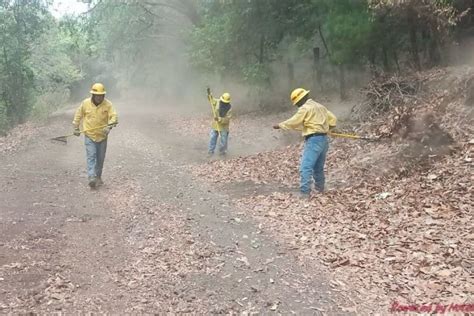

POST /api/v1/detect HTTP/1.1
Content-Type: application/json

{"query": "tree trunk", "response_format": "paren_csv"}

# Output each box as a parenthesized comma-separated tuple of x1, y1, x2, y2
(421, 28, 430, 63)
(368, 46, 377, 76)
(318, 24, 331, 59)
(382, 44, 390, 72)
(259, 34, 265, 64)
(339, 64, 347, 100)
(408, 13, 421, 70)
(2, 46, 13, 122)
(312, 47, 321, 92)
(428, 30, 442, 66)
(393, 49, 401, 74)
(287, 61, 294, 90)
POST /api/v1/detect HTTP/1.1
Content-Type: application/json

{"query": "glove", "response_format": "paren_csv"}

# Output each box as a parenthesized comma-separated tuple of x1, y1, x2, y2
(206, 87, 211, 96)
(103, 126, 112, 135)
(73, 128, 81, 136)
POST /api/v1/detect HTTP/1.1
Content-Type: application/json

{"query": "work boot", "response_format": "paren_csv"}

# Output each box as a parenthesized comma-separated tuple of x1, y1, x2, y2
(88, 176, 97, 188)
(314, 187, 324, 194)
(96, 177, 103, 186)
(298, 192, 311, 200)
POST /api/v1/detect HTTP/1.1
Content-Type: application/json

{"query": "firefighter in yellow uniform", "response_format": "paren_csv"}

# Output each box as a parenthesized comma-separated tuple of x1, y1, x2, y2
(72, 83, 118, 188)
(274, 88, 336, 198)
(207, 88, 232, 156)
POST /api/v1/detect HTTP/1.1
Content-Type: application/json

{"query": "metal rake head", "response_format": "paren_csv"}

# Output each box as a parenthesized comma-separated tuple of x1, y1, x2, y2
(50, 135, 69, 144)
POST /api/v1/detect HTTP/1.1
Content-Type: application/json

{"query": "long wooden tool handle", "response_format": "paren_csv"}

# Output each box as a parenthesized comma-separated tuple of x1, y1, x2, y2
(207, 93, 221, 132)
(328, 132, 361, 139)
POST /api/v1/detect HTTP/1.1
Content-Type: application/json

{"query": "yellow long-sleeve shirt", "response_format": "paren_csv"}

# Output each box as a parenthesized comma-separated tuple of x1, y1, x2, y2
(72, 98, 118, 142)
(208, 95, 232, 131)
(279, 99, 336, 136)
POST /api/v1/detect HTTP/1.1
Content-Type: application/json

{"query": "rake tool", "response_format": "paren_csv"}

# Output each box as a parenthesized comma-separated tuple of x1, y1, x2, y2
(51, 123, 116, 144)
(207, 87, 221, 134)
(328, 132, 380, 142)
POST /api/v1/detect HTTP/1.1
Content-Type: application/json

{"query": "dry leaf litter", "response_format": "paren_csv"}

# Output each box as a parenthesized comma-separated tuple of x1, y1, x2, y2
(189, 67, 473, 312)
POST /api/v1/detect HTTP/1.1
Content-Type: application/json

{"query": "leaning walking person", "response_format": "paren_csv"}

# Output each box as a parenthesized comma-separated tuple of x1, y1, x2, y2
(273, 88, 336, 198)
(72, 83, 118, 188)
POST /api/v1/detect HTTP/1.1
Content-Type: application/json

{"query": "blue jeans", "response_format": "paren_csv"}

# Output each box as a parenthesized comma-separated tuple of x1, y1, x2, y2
(300, 135, 329, 194)
(85, 136, 108, 178)
(208, 129, 229, 154)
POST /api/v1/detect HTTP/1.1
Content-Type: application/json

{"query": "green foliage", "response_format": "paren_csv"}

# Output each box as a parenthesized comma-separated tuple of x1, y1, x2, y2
(186, 0, 468, 100)
(188, 0, 374, 87)
(0, 1, 84, 132)
(1, 0, 471, 127)
(0, 100, 8, 135)
(0, 0, 47, 125)
(241, 63, 271, 87)
(31, 24, 83, 92)
(323, 0, 372, 65)
(30, 87, 70, 122)
(188, 13, 232, 75)
(189, 0, 310, 85)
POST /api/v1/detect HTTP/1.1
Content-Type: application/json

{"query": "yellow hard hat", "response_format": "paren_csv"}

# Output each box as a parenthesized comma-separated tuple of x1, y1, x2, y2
(90, 83, 106, 95)
(290, 88, 309, 106)
(220, 92, 231, 103)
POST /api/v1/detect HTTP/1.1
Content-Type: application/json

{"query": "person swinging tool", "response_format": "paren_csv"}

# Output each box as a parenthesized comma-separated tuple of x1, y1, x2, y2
(72, 83, 118, 188)
(207, 87, 232, 156)
(273, 88, 336, 199)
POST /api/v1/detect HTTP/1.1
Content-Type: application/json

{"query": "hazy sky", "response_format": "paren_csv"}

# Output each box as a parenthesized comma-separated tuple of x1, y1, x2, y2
(50, 0, 90, 18)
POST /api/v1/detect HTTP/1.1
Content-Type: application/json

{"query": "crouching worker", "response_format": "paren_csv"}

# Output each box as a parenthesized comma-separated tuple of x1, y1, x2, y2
(273, 88, 336, 198)
(207, 87, 232, 156)
(72, 83, 118, 188)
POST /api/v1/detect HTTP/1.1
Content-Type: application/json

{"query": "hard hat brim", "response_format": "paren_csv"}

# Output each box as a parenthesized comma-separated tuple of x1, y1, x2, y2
(220, 97, 230, 103)
(292, 89, 310, 105)
(90, 90, 106, 95)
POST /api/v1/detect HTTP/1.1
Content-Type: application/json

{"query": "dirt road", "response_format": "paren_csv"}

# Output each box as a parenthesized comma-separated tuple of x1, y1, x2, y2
(0, 102, 352, 314)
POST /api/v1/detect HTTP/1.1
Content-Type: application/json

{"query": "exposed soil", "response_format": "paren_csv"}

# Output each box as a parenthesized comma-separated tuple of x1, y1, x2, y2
(1, 67, 472, 314)
(0, 101, 353, 314)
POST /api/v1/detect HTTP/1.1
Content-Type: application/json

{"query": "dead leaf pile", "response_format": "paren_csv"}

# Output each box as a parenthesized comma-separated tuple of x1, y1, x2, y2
(43, 274, 75, 304)
(354, 67, 473, 140)
(192, 144, 301, 185)
(168, 115, 210, 137)
(0, 122, 39, 154)
(194, 67, 473, 186)
(236, 148, 472, 311)
(103, 178, 222, 313)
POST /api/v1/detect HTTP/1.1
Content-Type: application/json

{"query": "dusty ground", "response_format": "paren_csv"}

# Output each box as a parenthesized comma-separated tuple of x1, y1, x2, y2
(1, 68, 471, 315)
(0, 100, 356, 314)
(182, 68, 473, 314)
